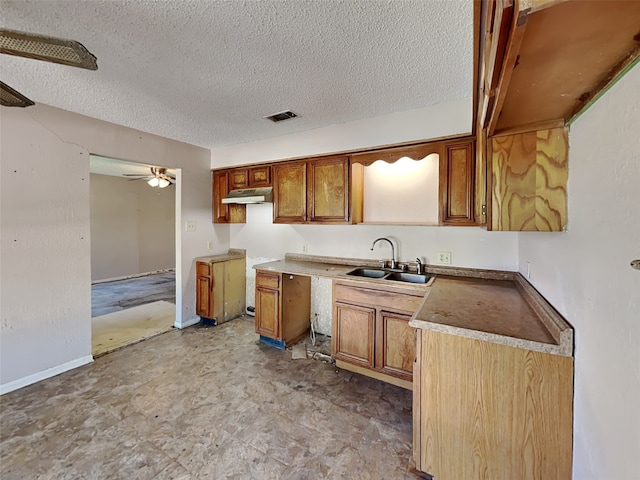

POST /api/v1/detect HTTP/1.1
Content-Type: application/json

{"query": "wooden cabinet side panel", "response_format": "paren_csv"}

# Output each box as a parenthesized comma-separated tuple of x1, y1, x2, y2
(378, 311, 415, 381)
(490, 128, 567, 231)
(308, 156, 349, 223)
(281, 275, 311, 344)
(223, 258, 246, 321)
(255, 287, 280, 339)
(418, 330, 573, 480)
(212, 263, 224, 321)
(332, 302, 375, 369)
(413, 329, 422, 472)
(273, 162, 307, 223)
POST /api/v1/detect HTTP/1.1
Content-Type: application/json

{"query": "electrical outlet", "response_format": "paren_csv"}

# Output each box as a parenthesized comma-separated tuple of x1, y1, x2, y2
(185, 220, 197, 232)
(438, 252, 452, 264)
(302, 244, 308, 253)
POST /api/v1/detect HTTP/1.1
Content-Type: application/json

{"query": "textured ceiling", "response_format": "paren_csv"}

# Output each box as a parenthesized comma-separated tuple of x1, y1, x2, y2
(0, 0, 473, 149)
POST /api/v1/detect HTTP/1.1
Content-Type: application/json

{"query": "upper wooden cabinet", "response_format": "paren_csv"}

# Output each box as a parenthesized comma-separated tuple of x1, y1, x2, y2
(440, 139, 477, 226)
(273, 161, 307, 223)
(479, 0, 640, 136)
(273, 156, 350, 224)
(212, 170, 246, 224)
(307, 156, 349, 223)
(229, 166, 272, 189)
(489, 127, 568, 231)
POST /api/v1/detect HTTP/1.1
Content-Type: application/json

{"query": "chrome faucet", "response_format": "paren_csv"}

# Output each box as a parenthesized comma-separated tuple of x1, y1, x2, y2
(415, 257, 423, 274)
(371, 237, 396, 269)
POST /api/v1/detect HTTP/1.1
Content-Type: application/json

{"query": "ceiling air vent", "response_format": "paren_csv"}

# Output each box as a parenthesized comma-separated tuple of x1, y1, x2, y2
(264, 110, 299, 123)
(0, 29, 98, 70)
(0, 81, 35, 107)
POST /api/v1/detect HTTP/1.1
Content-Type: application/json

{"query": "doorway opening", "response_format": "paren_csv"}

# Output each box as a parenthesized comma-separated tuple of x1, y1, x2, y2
(89, 155, 178, 356)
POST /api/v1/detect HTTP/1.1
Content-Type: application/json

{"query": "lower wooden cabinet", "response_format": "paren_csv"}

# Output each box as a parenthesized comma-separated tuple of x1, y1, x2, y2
(255, 270, 311, 348)
(413, 328, 574, 479)
(195, 257, 245, 324)
(332, 281, 422, 389)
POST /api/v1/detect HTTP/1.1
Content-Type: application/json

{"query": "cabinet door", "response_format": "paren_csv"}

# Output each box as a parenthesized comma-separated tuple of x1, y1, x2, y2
(378, 311, 415, 381)
(249, 166, 271, 187)
(440, 140, 477, 226)
(212, 170, 246, 224)
(229, 169, 249, 189)
(196, 275, 212, 318)
(332, 302, 375, 369)
(273, 161, 307, 223)
(307, 156, 349, 223)
(490, 127, 568, 231)
(255, 287, 280, 339)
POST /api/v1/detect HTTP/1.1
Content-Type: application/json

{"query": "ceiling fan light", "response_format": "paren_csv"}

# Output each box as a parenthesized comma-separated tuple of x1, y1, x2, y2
(147, 177, 160, 187)
(158, 178, 170, 188)
(0, 28, 98, 70)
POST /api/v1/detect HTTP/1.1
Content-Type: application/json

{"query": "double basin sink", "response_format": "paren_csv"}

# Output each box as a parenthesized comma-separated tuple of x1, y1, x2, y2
(346, 268, 433, 285)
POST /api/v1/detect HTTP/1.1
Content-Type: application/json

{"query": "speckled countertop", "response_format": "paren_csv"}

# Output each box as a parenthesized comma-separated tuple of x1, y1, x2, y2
(253, 253, 574, 357)
(195, 248, 245, 263)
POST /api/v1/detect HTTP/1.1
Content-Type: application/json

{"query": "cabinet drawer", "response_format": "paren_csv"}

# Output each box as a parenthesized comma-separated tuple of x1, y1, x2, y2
(334, 283, 422, 313)
(256, 272, 280, 290)
(196, 261, 211, 277)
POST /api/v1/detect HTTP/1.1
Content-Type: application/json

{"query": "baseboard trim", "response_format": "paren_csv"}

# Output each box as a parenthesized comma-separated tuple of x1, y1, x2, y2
(175, 316, 200, 329)
(0, 355, 94, 396)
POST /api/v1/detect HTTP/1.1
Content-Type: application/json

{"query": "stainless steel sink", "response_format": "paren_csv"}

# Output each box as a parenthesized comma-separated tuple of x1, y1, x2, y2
(385, 272, 432, 284)
(346, 268, 388, 278)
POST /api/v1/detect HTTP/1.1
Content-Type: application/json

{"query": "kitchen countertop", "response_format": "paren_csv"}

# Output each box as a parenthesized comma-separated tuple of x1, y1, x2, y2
(253, 253, 574, 357)
(195, 248, 245, 263)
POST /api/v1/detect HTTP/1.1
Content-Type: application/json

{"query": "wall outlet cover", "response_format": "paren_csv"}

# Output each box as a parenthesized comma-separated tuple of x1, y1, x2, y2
(438, 252, 452, 264)
(186, 220, 197, 232)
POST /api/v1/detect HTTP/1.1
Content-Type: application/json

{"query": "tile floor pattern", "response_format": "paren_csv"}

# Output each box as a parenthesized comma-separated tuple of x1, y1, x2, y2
(1, 317, 425, 479)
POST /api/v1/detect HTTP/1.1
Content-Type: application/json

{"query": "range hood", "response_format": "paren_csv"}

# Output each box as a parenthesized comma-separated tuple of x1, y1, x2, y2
(221, 187, 273, 204)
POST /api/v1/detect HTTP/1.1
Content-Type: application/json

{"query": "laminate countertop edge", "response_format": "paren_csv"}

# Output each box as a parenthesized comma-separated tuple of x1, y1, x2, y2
(252, 253, 574, 358)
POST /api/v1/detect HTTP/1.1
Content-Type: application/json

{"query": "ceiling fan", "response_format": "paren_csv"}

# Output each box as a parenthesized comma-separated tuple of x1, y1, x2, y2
(0, 28, 98, 107)
(123, 167, 176, 188)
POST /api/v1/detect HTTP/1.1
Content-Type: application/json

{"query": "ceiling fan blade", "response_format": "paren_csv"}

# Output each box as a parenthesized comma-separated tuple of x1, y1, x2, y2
(0, 29, 98, 70)
(0, 81, 35, 107)
(122, 174, 150, 177)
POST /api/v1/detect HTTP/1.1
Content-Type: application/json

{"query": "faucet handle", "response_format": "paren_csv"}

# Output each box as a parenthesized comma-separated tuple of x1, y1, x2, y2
(379, 260, 387, 269)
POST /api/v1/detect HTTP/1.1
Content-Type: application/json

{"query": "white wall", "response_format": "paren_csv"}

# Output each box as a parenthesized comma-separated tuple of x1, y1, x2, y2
(518, 64, 640, 479)
(0, 105, 221, 393)
(90, 173, 175, 281)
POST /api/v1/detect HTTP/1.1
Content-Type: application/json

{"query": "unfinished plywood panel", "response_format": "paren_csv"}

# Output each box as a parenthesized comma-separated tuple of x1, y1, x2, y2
(491, 127, 567, 231)
(415, 329, 574, 480)
(492, 0, 640, 133)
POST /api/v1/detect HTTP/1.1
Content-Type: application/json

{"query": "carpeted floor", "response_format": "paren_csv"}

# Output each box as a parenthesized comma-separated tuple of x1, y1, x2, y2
(91, 300, 175, 357)
(91, 272, 176, 317)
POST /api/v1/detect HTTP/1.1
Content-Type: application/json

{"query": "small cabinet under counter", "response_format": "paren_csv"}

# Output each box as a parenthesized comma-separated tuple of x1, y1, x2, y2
(255, 270, 311, 349)
(332, 279, 425, 390)
(195, 253, 246, 325)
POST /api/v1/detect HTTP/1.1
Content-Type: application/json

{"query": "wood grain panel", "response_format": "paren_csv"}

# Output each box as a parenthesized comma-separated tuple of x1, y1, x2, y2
(307, 156, 349, 223)
(378, 311, 414, 381)
(490, 127, 567, 231)
(273, 161, 306, 223)
(213, 170, 246, 224)
(332, 302, 375, 368)
(196, 274, 211, 318)
(281, 274, 311, 344)
(256, 272, 280, 290)
(417, 329, 573, 480)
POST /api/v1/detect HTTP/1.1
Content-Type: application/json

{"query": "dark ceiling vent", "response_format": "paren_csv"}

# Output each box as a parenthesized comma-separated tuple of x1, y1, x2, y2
(0, 81, 35, 107)
(264, 110, 299, 123)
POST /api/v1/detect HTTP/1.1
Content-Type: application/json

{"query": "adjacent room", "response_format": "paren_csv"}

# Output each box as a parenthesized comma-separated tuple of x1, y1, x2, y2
(1, 1, 639, 479)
